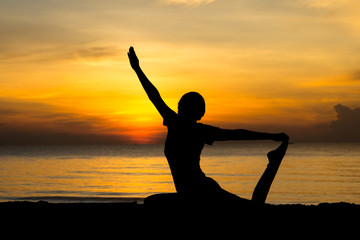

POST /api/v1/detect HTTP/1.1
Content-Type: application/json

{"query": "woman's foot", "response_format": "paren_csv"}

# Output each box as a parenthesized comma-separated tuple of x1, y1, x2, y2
(267, 139, 289, 165)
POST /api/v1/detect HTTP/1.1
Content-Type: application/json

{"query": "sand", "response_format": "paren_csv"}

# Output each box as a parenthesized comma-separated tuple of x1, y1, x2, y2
(1, 201, 359, 239)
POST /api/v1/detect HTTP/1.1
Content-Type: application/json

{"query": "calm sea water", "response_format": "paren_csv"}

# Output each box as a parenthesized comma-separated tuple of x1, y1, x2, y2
(0, 142, 359, 204)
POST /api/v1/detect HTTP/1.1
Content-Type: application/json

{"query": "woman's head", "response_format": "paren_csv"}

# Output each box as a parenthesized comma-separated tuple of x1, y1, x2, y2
(178, 92, 205, 121)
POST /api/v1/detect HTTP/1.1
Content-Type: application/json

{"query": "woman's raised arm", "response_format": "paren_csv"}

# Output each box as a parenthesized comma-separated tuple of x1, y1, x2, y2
(128, 47, 174, 119)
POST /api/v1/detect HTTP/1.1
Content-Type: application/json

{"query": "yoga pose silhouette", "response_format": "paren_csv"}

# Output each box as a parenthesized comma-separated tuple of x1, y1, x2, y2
(128, 46, 289, 206)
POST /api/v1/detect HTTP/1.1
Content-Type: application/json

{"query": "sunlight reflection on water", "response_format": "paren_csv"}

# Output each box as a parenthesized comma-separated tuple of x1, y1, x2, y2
(0, 142, 359, 204)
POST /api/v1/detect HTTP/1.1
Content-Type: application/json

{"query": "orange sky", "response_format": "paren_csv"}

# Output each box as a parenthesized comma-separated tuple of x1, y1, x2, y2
(1, 0, 360, 144)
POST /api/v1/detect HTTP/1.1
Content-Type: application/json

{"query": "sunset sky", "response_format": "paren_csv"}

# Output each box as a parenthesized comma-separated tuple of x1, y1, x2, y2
(1, 0, 360, 144)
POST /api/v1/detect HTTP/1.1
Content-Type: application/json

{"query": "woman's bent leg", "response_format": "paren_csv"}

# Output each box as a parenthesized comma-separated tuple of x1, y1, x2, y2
(144, 193, 180, 206)
(251, 140, 289, 204)
(201, 177, 251, 206)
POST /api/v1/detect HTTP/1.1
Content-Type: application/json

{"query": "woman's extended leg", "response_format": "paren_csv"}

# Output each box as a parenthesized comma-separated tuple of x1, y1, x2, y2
(144, 193, 180, 206)
(251, 139, 289, 204)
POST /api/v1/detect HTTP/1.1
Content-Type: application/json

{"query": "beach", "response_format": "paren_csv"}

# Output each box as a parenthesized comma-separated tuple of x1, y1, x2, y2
(1, 143, 360, 238)
(2, 200, 359, 239)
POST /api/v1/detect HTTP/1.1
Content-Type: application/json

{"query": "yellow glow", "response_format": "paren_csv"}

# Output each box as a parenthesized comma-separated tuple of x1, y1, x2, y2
(1, 0, 360, 144)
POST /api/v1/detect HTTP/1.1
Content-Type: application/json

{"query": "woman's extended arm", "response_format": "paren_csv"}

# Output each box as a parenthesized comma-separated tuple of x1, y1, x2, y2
(128, 47, 173, 118)
(215, 128, 289, 142)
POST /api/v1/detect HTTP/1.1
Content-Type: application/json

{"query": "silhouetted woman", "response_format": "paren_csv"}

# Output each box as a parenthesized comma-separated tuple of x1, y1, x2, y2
(128, 47, 289, 206)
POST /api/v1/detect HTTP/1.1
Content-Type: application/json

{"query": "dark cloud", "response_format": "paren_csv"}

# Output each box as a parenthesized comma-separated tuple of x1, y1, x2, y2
(210, 103, 360, 143)
(0, 98, 130, 145)
(0, 130, 129, 146)
(285, 104, 360, 142)
(329, 104, 360, 142)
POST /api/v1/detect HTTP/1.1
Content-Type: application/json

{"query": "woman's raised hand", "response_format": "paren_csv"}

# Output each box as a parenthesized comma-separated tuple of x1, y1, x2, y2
(128, 46, 140, 71)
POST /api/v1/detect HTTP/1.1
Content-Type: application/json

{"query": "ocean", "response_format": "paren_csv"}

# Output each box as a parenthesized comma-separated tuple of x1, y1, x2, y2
(1, 142, 359, 205)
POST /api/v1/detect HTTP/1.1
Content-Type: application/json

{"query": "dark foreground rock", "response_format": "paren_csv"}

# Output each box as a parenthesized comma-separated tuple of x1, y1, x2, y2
(1, 201, 359, 239)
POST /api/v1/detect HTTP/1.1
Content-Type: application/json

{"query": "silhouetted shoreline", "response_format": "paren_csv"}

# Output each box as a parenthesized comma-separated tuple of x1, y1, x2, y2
(1, 200, 359, 239)
(2, 200, 359, 217)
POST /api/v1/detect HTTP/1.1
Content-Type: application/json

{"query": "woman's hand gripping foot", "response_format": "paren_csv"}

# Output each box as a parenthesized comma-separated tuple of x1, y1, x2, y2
(267, 133, 289, 165)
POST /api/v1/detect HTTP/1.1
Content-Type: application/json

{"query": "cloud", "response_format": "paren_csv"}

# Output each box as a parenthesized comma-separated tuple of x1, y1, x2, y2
(159, 0, 214, 6)
(352, 70, 360, 81)
(74, 47, 121, 61)
(0, 8, 121, 64)
(288, 104, 360, 142)
(329, 104, 360, 141)
(0, 98, 131, 145)
(300, 0, 350, 8)
(215, 103, 360, 142)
